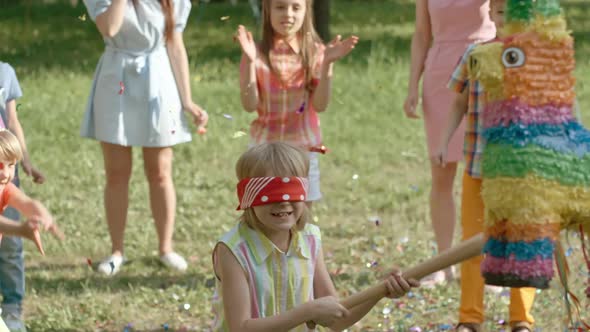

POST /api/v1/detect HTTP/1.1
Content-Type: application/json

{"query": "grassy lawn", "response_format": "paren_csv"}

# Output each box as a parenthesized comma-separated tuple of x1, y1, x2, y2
(1, 0, 590, 330)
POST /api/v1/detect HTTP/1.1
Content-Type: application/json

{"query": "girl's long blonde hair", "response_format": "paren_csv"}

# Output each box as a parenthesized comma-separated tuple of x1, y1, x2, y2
(260, 0, 323, 90)
(0, 130, 23, 163)
(236, 142, 310, 231)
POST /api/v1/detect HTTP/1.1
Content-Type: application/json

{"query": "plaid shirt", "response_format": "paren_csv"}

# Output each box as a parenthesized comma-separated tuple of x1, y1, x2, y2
(241, 38, 324, 149)
(447, 43, 487, 178)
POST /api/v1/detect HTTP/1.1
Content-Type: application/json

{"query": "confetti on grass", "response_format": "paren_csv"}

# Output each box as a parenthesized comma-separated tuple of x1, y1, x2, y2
(220, 16, 230, 21)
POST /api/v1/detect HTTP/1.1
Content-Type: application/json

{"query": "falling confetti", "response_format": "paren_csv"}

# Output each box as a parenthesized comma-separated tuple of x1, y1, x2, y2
(309, 145, 328, 154)
(78, 13, 86, 21)
(118, 81, 125, 95)
(352, 174, 359, 180)
(222, 114, 233, 120)
(86, 258, 92, 267)
(232, 131, 246, 139)
(220, 16, 230, 21)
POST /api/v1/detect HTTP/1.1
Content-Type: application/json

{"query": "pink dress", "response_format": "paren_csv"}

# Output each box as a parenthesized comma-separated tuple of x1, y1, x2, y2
(422, 0, 495, 161)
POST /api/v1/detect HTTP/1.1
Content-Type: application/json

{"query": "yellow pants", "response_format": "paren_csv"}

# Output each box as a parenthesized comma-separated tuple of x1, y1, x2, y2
(459, 172, 536, 324)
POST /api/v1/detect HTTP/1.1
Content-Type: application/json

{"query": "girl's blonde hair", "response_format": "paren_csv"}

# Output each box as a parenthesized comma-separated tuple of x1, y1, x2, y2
(0, 130, 23, 162)
(260, 0, 323, 91)
(236, 142, 310, 231)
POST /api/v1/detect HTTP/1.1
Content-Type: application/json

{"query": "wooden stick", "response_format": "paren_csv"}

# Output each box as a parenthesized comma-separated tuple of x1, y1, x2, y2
(340, 233, 486, 309)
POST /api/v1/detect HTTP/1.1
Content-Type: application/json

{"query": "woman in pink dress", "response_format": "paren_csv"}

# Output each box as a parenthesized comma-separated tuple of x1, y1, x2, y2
(403, 0, 495, 285)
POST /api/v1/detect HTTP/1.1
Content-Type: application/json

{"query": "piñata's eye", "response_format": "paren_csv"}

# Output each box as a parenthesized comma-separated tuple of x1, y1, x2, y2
(502, 47, 525, 68)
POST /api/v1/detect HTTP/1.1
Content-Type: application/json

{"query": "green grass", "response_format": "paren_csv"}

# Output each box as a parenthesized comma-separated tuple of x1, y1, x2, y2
(1, 0, 590, 330)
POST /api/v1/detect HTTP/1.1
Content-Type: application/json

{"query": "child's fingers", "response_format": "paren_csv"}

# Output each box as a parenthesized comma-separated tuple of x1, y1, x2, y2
(385, 278, 404, 296)
(394, 274, 412, 292)
(32, 229, 45, 256)
(408, 278, 420, 287)
(49, 224, 65, 241)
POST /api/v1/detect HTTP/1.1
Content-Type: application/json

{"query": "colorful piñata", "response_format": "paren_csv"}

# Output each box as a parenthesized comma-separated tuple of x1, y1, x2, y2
(467, 0, 590, 294)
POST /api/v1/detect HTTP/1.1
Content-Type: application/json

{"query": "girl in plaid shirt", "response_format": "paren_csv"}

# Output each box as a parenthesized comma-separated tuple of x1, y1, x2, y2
(235, 0, 358, 206)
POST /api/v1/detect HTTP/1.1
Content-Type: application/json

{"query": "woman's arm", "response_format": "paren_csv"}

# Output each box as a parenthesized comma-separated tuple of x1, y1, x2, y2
(94, 0, 127, 38)
(403, 0, 432, 118)
(215, 244, 316, 332)
(167, 31, 208, 130)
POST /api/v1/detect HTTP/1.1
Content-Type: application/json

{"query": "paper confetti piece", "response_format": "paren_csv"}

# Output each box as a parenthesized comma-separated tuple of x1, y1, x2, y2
(309, 145, 328, 154)
(220, 16, 230, 21)
(78, 13, 86, 21)
(232, 131, 246, 139)
(86, 258, 92, 267)
(118, 81, 125, 95)
(222, 114, 233, 120)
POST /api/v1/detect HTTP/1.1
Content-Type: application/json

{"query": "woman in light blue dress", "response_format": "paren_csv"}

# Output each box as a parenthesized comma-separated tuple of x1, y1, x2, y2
(82, 0, 208, 275)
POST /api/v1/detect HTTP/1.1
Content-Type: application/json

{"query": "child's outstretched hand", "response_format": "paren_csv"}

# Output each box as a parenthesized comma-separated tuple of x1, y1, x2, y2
(324, 35, 359, 64)
(236, 25, 256, 62)
(183, 102, 209, 135)
(308, 296, 349, 327)
(384, 268, 420, 299)
(19, 220, 45, 255)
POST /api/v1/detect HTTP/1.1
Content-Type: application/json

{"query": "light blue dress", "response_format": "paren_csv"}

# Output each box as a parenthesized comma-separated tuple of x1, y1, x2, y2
(82, 0, 192, 147)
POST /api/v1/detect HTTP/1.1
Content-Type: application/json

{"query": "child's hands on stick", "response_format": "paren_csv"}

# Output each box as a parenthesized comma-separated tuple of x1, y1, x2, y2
(384, 268, 420, 299)
(307, 296, 349, 327)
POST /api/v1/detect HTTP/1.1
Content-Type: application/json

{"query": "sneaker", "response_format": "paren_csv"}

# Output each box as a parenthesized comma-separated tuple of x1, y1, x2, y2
(97, 254, 125, 276)
(1, 304, 26, 332)
(159, 252, 188, 272)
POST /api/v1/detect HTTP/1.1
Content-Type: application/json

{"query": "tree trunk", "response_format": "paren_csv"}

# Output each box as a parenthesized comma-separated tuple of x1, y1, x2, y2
(313, 0, 330, 42)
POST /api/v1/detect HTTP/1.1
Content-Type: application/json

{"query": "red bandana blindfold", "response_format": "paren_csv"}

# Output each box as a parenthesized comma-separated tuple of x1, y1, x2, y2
(237, 177, 309, 210)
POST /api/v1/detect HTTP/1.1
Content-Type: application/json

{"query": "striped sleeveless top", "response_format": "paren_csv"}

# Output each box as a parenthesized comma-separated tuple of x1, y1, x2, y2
(211, 222, 322, 331)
